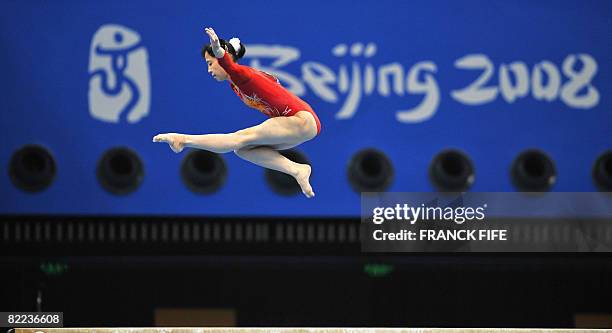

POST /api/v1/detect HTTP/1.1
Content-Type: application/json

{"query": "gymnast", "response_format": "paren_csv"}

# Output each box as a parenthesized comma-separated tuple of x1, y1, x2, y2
(153, 27, 321, 198)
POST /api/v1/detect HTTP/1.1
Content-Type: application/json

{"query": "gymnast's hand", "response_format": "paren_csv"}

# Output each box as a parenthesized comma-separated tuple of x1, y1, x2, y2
(152, 133, 186, 153)
(204, 27, 225, 58)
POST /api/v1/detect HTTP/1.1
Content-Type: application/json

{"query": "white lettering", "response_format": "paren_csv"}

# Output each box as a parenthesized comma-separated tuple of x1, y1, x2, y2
(451, 54, 498, 105)
(560, 54, 599, 109)
(378, 63, 404, 96)
(302, 62, 337, 102)
(499, 62, 529, 103)
(243, 45, 600, 124)
(397, 61, 439, 123)
(532, 61, 560, 101)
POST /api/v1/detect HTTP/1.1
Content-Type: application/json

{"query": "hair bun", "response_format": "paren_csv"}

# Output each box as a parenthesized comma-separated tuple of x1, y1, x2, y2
(228, 37, 242, 54)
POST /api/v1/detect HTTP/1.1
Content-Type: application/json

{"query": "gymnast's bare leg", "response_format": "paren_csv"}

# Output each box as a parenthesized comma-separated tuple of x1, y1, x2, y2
(153, 111, 317, 198)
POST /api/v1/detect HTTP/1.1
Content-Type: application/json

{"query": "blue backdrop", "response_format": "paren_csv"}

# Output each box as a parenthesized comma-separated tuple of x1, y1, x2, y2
(1, 0, 611, 216)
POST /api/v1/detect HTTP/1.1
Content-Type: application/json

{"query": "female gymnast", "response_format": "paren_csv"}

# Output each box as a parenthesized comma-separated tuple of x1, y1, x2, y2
(153, 27, 321, 198)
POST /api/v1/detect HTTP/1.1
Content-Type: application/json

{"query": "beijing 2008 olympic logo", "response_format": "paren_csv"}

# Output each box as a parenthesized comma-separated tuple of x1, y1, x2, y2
(88, 24, 151, 124)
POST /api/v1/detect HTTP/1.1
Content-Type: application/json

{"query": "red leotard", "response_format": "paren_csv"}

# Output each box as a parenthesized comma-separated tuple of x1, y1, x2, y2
(217, 52, 321, 134)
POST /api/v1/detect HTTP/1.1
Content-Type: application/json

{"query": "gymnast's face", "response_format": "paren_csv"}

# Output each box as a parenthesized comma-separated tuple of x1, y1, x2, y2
(205, 52, 229, 82)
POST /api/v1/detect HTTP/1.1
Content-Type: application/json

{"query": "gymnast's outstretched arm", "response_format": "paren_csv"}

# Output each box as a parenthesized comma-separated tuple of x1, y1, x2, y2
(204, 27, 251, 84)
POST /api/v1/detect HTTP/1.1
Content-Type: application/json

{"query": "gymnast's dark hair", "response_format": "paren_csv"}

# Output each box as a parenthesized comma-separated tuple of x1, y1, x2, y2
(202, 38, 246, 62)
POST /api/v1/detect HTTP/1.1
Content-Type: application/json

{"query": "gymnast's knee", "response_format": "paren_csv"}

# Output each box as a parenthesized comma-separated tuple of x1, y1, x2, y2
(232, 129, 258, 148)
(233, 146, 253, 158)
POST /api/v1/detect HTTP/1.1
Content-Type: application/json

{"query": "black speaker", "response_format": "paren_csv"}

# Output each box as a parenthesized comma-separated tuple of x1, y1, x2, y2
(97, 147, 144, 195)
(347, 148, 394, 192)
(511, 149, 556, 192)
(181, 150, 227, 194)
(9, 144, 57, 192)
(429, 149, 475, 192)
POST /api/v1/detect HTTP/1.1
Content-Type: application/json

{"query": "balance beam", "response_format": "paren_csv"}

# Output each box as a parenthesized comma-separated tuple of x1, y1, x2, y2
(10, 328, 612, 333)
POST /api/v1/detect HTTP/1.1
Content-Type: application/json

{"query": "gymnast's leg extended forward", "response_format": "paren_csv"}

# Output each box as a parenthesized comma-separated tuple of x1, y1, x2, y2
(153, 111, 318, 198)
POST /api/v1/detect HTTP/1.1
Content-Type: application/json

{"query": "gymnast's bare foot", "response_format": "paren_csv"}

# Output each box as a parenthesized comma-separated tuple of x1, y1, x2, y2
(294, 164, 315, 198)
(152, 133, 186, 153)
